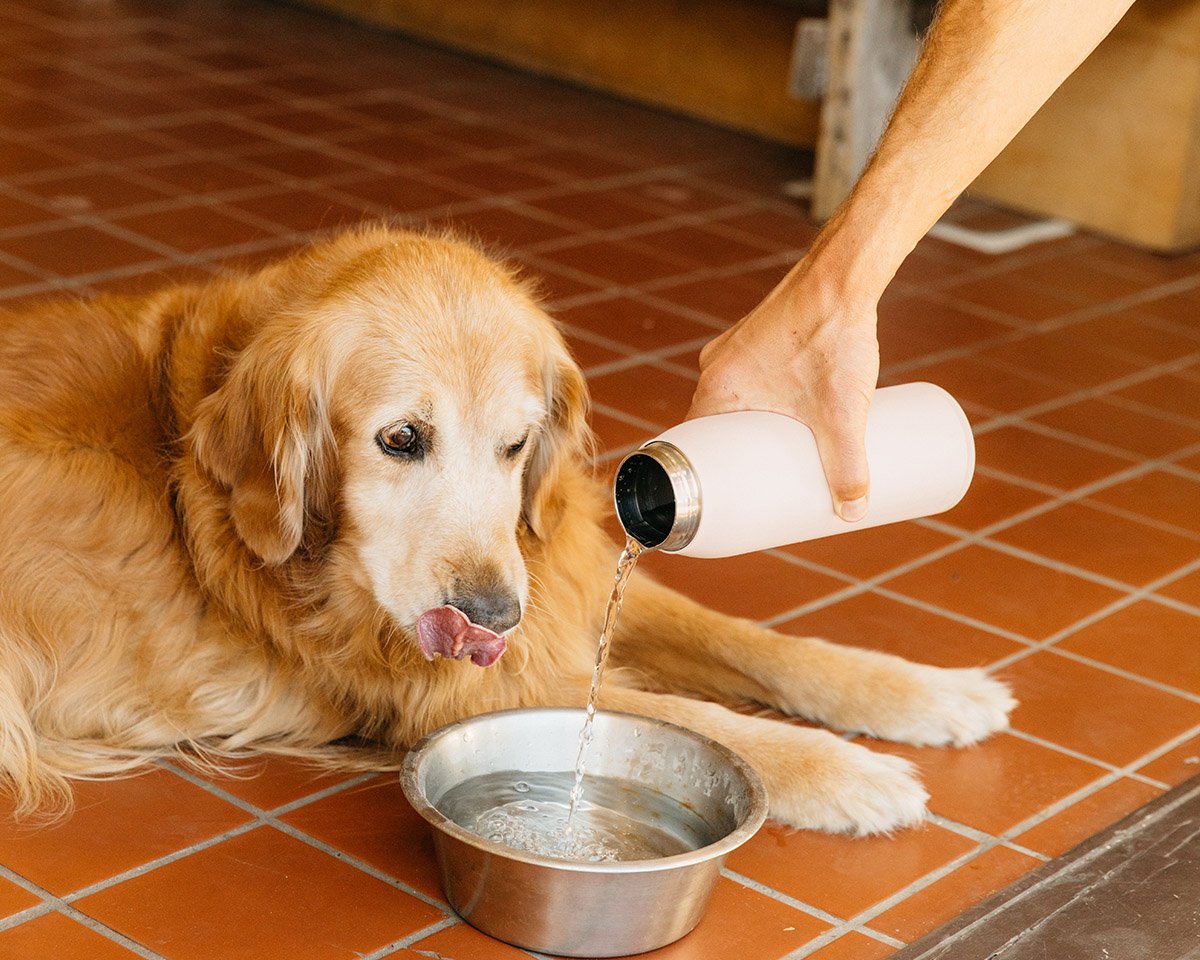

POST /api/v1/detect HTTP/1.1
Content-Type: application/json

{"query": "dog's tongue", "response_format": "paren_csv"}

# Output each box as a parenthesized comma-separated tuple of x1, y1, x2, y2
(416, 605, 507, 667)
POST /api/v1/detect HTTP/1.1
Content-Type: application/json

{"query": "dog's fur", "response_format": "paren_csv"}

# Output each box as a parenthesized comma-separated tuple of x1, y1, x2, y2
(0, 225, 1013, 832)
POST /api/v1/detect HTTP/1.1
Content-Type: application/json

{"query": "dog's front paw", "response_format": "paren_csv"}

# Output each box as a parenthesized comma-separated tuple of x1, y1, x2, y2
(866, 665, 1016, 747)
(756, 730, 929, 835)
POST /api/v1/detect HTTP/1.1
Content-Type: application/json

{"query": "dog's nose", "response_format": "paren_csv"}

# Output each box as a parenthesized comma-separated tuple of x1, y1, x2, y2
(447, 590, 522, 634)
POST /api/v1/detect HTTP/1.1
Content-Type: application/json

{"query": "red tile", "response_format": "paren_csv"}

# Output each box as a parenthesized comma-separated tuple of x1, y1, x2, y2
(515, 258, 604, 302)
(522, 146, 636, 181)
(229, 190, 371, 234)
(540, 239, 691, 286)
(586, 362, 697, 427)
(876, 297, 1009, 366)
(638, 550, 843, 621)
(1136, 734, 1200, 786)
(627, 178, 739, 215)
(560, 296, 716, 352)
(944, 274, 1082, 323)
(648, 274, 763, 323)
(589, 409, 653, 456)
(1086, 469, 1200, 534)
(431, 205, 574, 248)
(257, 107, 369, 139)
(0, 95, 89, 130)
(157, 118, 278, 152)
(0, 912, 140, 960)
(982, 330, 1142, 388)
(728, 819, 976, 918)
(1137, 290, 1200, 325)
(436, 159, 559, 195)
(0, 874, 38, 920)
(393, 922, 532, 960)
(870, 734, 1106, 835)
(190, 755, 362, 811)
(114, 204, 277, 254)
(1085, 243, 1200, 286)
(565, 331, 629, 369)
(882, 545, 1125, 640)
(0, 193, 57, 231)
(626, 876, 827, 960)
(803, 931, 896, 960)
(712, 207, 818, 249)
(40, 129, 173, 165)
(339, 129, 457, 168)
(281, 775, 443, 900)
(974, 425, 1135, 492)
(245, 146, 375, 182)
(1069, 311, 1200, 363)
(783, 522, 957, 580)
(3, 224, 164, 277)
(1034, 395, 1200, 458)
(526, 187, 669, 230)
(77, 827, 445, 960)
(938, 473, 1050, 532)
(1112, 372, 1200, 421)
(0, 769, 249, 895)
(1056, 600, 1200, 694)
(141, 158, 278, 195)
(1011, 777, 1163, 857)
(1006, 651, 1200, 766)
(991, 502, 1199, 586)
(870, 846, 1040, 942)
(1156, 568, 1200, 608)
(778, 591, 1023, 669)
(997, 254, 1151, 305)
(17, 172, 172, 213)
(336, 171, 478, 214)
(633, 224, 772, 270)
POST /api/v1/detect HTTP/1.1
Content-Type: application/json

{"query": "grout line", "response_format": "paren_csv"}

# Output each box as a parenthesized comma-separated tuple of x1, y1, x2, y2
(60, 820, 264, 903)
(0, 864, 169, 960)
(157, 761, 452, 913)
(784, 718, 1200, 958)
(721, 869, 905, 951)
(361, 916, 460, 959)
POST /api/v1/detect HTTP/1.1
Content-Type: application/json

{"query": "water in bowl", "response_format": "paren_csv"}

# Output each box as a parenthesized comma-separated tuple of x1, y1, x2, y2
(439, 769, 714, 863)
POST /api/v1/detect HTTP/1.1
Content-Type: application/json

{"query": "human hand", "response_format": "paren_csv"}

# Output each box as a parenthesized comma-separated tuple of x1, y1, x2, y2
(687, 261, 881, 522)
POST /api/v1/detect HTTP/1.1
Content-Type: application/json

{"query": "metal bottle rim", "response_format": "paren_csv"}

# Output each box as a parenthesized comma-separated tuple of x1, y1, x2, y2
(617, 440, 701, 552)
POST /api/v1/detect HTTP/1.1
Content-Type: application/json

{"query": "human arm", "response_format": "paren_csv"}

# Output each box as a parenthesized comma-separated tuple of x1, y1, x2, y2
(687, 0, 1136, 520)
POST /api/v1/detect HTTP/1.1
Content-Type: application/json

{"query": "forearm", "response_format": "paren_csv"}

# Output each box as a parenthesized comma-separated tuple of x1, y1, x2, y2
(810, 0, 1136, 299)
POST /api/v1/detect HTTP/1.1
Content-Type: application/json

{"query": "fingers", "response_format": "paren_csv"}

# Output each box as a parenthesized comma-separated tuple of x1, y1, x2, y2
(811, 402, 871, 522)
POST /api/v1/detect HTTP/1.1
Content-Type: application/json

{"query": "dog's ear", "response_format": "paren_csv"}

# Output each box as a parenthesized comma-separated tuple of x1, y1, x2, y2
(190, 332, 335, 566)
(522, 330, 591, 540)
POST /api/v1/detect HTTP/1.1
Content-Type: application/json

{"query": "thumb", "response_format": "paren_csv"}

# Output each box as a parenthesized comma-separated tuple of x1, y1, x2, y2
(811, 411, 871, 522)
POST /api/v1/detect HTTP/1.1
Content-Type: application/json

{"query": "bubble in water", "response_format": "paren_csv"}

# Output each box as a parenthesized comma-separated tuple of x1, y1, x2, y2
(513, 781, 530, 793)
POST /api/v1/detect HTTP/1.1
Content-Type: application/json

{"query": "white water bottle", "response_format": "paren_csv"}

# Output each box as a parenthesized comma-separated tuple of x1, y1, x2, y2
(613, 382, 974, 558)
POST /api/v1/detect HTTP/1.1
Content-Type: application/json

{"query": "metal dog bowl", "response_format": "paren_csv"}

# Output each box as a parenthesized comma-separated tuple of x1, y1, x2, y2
(400, 707, 767, 957)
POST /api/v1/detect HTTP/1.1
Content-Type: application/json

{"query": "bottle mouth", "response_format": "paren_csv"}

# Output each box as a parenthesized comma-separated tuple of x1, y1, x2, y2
(614, 442, 700, 552)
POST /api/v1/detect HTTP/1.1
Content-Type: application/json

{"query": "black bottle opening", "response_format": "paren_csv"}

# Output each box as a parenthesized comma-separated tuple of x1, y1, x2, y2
(614, 453, 676, 549)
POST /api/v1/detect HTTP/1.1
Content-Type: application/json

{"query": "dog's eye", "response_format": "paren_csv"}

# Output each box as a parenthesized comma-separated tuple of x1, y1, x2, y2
(505, 434, 529, 459)
(377, 423, 423, 459)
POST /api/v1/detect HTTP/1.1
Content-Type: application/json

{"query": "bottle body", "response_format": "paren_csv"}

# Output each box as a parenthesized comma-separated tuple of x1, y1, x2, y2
(614, 382, 975, 558)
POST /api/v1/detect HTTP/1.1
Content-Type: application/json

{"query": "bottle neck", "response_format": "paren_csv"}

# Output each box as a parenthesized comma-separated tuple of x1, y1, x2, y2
(613, 441, 701, 552)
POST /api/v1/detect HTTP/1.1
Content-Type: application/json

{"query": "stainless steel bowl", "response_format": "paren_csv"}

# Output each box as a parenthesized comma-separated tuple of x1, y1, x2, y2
(400, 707, 767, 958)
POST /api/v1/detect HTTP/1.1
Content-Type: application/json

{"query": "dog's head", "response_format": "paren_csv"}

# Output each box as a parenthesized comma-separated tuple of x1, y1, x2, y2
(188, 227, 590, 666)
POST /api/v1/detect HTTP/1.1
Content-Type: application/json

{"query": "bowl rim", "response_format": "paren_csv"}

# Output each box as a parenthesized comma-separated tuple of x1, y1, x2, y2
(399, 706, 768, 874)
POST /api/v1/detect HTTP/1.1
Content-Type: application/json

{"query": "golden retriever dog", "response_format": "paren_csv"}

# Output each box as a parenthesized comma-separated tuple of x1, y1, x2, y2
(0, 224, 1014, 832)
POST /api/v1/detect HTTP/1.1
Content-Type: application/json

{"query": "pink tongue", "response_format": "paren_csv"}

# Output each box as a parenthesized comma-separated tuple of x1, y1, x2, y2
(416, 605, 507, 667)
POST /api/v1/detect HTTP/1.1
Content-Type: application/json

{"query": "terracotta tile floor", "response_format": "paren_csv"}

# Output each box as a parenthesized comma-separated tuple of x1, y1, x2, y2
(0, 0, 1197, 958)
